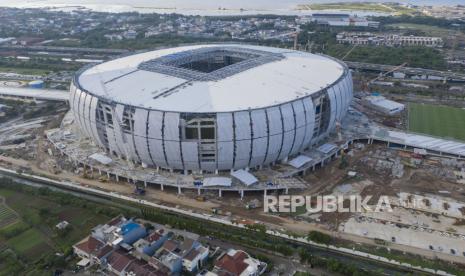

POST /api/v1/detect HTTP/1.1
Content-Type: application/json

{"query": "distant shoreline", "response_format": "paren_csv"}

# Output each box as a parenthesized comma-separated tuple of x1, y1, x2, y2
(0, 1, 461, 16)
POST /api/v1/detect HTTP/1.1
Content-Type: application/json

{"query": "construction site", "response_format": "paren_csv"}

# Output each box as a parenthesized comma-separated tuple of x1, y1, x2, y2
(1, 44, 465, 267)
(1, 91, 465, 265)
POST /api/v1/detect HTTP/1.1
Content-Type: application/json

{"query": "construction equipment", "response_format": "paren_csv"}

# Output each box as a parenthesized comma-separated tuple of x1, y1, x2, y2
(245, 199, 262, 210)
(196, 196, 207, 202)
(369, 62, 408, 84)
(98, 175, 109, 182)
(341, 44, 357, 61)
(133, 182, 146, 195)
(359, 62, 408, 93)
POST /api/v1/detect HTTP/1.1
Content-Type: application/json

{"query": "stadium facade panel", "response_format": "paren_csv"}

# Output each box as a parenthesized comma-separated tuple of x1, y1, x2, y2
(71, 44, 353, 172)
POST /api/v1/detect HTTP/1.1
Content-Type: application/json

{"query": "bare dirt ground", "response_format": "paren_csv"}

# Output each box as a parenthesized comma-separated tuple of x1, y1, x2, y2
(3, 135, 465, 264)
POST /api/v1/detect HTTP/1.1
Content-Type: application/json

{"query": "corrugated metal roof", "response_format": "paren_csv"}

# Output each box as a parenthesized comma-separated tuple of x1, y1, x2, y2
(77, 44, 345, 112)
(288, 155, 313, 168)
(231, 169, 258, 186)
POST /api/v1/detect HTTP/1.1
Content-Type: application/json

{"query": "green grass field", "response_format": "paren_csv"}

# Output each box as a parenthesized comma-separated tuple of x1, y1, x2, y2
(6, 228, 48, 255)
(299, 2, 416, 15)
(386, 23, 454, 37)
(0, 204, 18, 228)
(0, 186, 114, 273)
(408, 103, 465, 141)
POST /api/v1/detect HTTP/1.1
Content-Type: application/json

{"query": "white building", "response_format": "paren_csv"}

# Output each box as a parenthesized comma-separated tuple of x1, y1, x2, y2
(364, 95, 405, 115)
(312, 14, 379, 28)
(337, 32, 443, 47)
(71, 44, 353, 173)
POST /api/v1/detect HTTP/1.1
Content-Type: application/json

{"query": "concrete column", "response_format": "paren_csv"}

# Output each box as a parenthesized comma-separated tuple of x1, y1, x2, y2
(178, 186, 182, 194)
(184, 170, 188, 175)
(264, 189, 267, 196)
(127, 177, 130, 183)
(197, 188, 201, 195)
(219, 189, 222, 197)
(144, 181, 147, 188)
(387, 141, 390, 148)
(285, 187, 289, 194)
(98, 168, 102, 175)
(240, 190, 244, 200)
(161, 184, 164, 191)
(116, 175, 119, 182)
(107, 172, 110, 178)
(215, 169, 218, 175)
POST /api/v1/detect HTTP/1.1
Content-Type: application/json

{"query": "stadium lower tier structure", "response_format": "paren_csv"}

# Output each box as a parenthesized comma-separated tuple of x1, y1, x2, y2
(47, 106, 465, 195)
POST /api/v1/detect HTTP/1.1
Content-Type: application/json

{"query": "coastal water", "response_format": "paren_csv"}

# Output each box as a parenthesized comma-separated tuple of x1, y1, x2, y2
(0, 0, 462, 15)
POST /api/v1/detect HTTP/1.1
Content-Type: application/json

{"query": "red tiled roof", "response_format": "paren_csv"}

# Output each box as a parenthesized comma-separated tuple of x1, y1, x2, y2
(108, 216, 124, 226)
(215, 251, 248, 276)
(96, 245, 113, 259)
(126, 259, 169, 276)
(146, 232, 162, 243)
(75, 236, 104, 255)
(107, 250, 135, 273)
(162, 240, 178, 252)
(184, 248, 200, 261)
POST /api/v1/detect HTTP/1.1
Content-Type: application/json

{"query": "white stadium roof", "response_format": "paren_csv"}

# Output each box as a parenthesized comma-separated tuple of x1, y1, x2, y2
(77, 44, 346, 113)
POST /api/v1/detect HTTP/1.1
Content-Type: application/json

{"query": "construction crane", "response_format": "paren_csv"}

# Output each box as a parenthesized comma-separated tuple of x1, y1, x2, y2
(357, 62, 408, 93)
(368, 62, 408, 84)
(341, 44, 357, 61)
(292, 29, 300, 50)
(265, 27, 300, 50)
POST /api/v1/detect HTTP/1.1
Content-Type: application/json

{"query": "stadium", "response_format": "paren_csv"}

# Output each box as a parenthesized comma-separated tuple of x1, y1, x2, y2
(70, 44, 353, 173)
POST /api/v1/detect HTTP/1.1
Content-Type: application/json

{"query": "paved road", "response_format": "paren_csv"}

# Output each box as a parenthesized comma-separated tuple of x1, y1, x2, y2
(0, 86, 69, 101)
(347, 61, 465, 82)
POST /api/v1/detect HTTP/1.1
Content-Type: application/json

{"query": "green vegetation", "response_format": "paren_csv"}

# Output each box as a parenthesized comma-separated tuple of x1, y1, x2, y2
(1, 176, 464, 275)
(0, 202, 18, 228)
(374, 15, 465, 33)
(0, 66, 50, 75)
(0, 57, 81, 74)
(140, 207, 379, 276)
(408, 103, 465, 141)
(307, 231, 332, 245)
(300, 2, 416, 15)
(0, 178, 126, 275)
(294, 272, 315, 276)
(7, 228, 47, 256)
(326, 44, 447, 70)
(386, 23, 455, 37)
(297, 22, 448, 70)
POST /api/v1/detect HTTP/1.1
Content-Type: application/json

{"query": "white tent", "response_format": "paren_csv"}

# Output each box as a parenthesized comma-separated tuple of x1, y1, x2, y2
(288, 155, 313, 168)
(203, 177, 232, 187)
(231, 169, 258, 186)
(317, 143, 337, 154)
(89, 153, 113, 165)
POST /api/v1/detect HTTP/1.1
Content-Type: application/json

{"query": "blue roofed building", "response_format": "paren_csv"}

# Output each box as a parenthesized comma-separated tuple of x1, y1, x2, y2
(134, 228, 171, 257)
(119, 220, 147, 245)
